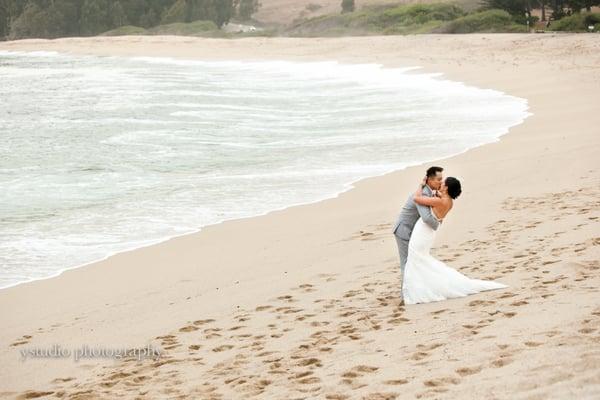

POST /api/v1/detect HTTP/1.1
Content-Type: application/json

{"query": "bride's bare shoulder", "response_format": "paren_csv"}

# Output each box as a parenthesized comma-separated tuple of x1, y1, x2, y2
(439, 198, 453, 219)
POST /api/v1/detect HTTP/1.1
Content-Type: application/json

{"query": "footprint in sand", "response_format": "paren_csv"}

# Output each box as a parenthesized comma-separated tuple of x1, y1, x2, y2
(387, 311, 410, 325)
(411, 351, 431, 361)
(179, 325, 199, 332)
(491, 357, 513, 368)
(276, 294, 296, 302)
(51, 377, 75, 384)
(156, 334, 179, 350)
(424, 376, 461, 387)
(430, 308, 449, 315)
(417, 342, 444, 352)
(339, 365, 380, 390)
(325, 394, 350, 400)
(468, 300, 495, 306)
(211, 344, 234, 352)
(316, 272, 338, 282)
(192, 318, 215, 326)
(510, 300, 529, 306)
(455, 366, 483, 376)
(362, 393, 399, 400)
(16, 390, 55, 399)
(291, 370, 320, 385)
(10, 334, 33, 347)
(498, 292, 518, 299)
(524, 341, 543, 347)
(293, 283, 317, 293)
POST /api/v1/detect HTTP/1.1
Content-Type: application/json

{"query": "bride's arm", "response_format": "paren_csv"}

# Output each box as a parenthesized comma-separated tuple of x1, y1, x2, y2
(414, 183, 443, 207)
(414, 195, 443, 207)
(414, 180, 442, 230)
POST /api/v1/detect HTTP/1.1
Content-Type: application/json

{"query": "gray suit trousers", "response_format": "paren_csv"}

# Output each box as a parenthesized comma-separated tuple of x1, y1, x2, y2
(394, 233, 409, 292)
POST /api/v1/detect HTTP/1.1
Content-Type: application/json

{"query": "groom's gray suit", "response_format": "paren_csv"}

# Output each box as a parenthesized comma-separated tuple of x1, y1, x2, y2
(392, 184, 440, 291)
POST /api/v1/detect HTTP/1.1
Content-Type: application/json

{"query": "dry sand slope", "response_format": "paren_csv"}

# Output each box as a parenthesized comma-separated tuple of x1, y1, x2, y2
(15, 187, 599, 400)
(0, 34, 599, 400)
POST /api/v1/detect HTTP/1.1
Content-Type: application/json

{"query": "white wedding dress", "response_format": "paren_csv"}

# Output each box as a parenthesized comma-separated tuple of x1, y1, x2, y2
(402, 211, 508, 305)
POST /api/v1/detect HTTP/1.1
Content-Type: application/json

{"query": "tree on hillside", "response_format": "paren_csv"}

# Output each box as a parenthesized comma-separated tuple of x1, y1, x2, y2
(0, 0, 234, 40)
(538, 0, 547, 20)
(341, 0, 355, 13)
(548, 0, 599, 19)
(480, 0, 532, 20)
(565, 0, 600, 12)
(161, 0, 187, 23)
(484, 0, 599, 21)
(110, 1, 128, 27)
(550, 0, 567, 18)
(80, 0, 112, 35)
(0, 4, 6, 38)
(9, 1, 69, 39)
(161, 0, 233, 27)
(1, 0, 27, 29)
(139, 6, 159, 27)
(235, 0, 260, 20)
(0, 0, 26, 38)
(214, 0, 234, 27)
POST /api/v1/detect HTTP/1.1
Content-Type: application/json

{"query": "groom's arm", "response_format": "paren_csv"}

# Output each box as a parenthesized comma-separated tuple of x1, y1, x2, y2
(416, 186, 440, 231)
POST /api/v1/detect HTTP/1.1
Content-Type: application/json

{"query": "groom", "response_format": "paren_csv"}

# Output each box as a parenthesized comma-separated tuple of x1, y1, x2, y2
(392, 166, 444, 304)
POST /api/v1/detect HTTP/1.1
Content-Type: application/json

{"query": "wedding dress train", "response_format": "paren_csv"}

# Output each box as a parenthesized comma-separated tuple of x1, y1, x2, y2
(402, 215, 508, 305)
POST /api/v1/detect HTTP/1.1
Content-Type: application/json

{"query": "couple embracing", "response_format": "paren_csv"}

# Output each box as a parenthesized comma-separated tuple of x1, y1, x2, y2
(392, 166, 508, 306)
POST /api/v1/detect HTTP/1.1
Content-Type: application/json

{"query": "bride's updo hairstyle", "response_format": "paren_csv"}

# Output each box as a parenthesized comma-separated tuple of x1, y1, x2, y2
(445, 177, 462, 199)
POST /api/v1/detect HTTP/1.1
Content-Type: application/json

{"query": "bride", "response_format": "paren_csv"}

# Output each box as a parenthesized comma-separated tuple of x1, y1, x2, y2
(402, 176, 508, 305)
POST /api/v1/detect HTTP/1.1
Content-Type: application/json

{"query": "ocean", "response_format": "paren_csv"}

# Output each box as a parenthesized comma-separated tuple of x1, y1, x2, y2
(0, 50, 530, 289)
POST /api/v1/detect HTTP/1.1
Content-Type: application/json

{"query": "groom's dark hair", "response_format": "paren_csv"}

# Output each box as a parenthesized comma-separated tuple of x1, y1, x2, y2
(426, 166, 443, 178)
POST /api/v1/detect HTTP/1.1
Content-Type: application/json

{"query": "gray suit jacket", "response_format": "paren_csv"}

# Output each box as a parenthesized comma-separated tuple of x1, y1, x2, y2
(392, 184, 440, 241)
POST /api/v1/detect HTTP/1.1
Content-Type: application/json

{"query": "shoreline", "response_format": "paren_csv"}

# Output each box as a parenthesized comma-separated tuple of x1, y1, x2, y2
(0, 34, 598, 398)
(0, 128, 523, 291)
(0, 48, 530, 292)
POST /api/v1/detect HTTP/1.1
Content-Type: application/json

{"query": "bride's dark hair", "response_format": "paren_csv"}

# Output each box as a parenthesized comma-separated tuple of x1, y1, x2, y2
(445, 177, 462, 199)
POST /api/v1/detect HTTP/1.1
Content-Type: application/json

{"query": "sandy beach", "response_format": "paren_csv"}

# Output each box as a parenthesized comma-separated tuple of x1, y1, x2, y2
(0, 34, 599, 399)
